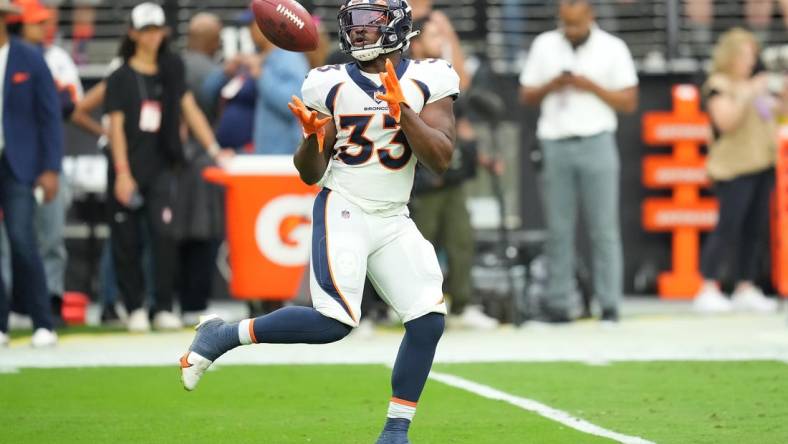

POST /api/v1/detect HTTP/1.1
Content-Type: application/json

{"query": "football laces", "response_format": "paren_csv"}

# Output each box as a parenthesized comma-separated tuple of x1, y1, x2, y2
(276, 3, 305, 30)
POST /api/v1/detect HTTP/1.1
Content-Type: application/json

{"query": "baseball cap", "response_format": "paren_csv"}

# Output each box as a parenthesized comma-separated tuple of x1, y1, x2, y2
(131, 2, 165, 30)
(6, 0, 52, 24)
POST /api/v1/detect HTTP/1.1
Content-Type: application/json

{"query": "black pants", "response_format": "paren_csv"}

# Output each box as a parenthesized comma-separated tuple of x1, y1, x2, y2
(177, 239, 218, 313)
(109, 176, 177, 314)
(700, 169, 774, 282)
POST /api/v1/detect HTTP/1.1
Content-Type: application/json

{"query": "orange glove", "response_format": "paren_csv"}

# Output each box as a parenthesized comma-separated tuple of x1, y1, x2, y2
(288, 96, 332, 152)
(375, 59, 409, 123)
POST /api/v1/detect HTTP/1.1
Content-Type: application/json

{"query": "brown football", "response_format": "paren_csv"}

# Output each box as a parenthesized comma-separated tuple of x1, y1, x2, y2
(251, 0, 318, 52)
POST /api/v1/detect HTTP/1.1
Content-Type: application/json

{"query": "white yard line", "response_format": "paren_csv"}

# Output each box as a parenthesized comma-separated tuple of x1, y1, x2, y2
(429, 370, 656, 444)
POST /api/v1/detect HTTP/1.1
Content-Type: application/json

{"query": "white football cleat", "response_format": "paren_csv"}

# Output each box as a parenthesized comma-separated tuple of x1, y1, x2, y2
(693, 284, 732, 314)
(180, 350, 213, 391)
(31, 328, 58, 348)
(0, 331, 9, 347)
(180, 314, 220, 391)
(731, 286, 777, 313)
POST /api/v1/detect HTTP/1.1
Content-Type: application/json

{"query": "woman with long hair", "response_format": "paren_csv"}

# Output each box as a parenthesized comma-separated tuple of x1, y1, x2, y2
(105, 2, 230, 332)
(694, 28, 786, 313)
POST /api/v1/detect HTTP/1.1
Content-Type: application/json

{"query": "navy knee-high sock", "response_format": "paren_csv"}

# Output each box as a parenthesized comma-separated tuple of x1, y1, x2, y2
(196, 307, 352, 361)
(243, 306, 352, 345)
(384, 313, 445, 432)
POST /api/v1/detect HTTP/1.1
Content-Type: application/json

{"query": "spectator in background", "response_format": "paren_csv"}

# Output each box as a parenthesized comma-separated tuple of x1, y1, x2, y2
(0, 0, 62, 347)
(248, 10, 309, 154)
(206, 11, 259, 152)
(694, 28, 785, 314)
(685, 0, 788, 57)
(408, 0, 470, 91)
(519, 0, 638, 323)
(71, 0, 99, 64)
(408, 17, 500, 330)
(7, 0, 83, 327)
(105, 2, 228, 332)
(205, 8, 308, 154)
(183, 13, 223, 123)
(178, 12, 228, 325)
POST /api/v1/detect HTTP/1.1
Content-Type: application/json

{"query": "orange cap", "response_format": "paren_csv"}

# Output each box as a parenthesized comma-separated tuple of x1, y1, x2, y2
(6, 0, 52, 25)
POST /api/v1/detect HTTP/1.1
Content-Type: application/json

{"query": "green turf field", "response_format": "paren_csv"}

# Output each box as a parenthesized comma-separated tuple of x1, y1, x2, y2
(1, 362, 786, 443)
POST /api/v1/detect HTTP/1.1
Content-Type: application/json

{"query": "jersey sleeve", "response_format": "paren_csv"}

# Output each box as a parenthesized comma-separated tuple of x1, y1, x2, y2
(420, 59, 460, 104)
(301, 67, 333, 116)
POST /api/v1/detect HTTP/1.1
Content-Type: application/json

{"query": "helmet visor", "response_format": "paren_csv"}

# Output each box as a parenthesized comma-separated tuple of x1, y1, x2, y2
(341, 7, 389, 29)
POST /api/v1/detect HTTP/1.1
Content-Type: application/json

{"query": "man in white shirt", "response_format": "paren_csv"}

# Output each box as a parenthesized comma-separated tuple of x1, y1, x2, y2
(519, 0, 638, 323)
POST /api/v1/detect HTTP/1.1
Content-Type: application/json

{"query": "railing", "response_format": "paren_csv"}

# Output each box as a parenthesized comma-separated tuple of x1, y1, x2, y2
(50, 0, 788, 75)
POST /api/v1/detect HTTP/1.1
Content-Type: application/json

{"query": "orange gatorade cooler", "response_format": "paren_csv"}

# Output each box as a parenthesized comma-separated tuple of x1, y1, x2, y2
(204, 156, 318, 300)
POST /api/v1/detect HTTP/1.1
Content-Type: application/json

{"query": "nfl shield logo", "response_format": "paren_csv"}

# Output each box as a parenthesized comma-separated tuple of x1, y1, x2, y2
(342, 210, 351, 219)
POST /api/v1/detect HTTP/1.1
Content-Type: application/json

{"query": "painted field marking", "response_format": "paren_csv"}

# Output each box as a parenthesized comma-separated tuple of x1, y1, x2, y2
(429, 371, 656, 444)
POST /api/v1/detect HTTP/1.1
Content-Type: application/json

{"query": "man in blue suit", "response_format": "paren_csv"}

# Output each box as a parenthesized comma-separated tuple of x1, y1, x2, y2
(0, 0, 63, 348)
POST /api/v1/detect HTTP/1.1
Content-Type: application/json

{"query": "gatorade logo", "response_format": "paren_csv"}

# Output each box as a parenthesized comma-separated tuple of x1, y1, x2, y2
(255, 195, 314, 267)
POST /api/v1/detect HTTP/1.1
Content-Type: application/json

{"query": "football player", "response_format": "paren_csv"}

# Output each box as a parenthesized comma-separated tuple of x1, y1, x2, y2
(181, 1, 459, 443)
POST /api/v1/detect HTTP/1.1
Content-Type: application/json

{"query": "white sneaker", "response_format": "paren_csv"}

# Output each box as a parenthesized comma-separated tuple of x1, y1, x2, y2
(458, 305, 500, 330)
(127, 308, 151, 333)
(31, 328, 57, 348)
(153, 311, 184, 331)
(693, 284, 732, 314)
(0, 331, 9, 347)
(731, 286, 778, 313)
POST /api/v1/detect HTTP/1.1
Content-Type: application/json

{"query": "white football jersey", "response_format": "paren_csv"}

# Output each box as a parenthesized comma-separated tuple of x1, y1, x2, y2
(302, 58, 460, 216)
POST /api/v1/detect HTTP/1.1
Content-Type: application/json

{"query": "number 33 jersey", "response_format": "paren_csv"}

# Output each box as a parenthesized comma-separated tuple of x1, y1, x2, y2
(301, 58, 460, 216)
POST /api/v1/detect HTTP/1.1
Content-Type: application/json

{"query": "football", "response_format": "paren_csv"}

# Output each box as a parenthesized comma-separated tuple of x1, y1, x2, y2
(251, 0, 318, 52)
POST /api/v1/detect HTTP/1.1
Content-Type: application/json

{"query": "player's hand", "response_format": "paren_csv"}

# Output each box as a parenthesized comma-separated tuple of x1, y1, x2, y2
(288, 96, 331, 152)
(375, 59, 408, 123)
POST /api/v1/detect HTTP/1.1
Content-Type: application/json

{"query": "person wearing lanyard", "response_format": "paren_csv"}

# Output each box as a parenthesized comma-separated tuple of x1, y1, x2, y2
(104, 2, 231, 333)
(519, 0, 638, 324)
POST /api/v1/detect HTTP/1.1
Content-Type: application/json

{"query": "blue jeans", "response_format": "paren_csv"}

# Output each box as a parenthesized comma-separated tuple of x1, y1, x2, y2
(0, 157, 53, 332)
(35, 172, 69, 297)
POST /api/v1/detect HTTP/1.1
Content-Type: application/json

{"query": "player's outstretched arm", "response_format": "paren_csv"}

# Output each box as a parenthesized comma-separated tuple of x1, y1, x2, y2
(400, 97, 456, 175)
(375, 59, 455, 174)
(290, 96, 337, 185)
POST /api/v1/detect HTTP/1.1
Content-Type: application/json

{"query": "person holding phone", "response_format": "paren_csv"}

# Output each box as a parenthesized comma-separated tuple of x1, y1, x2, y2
(519, 0, 638, 324)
